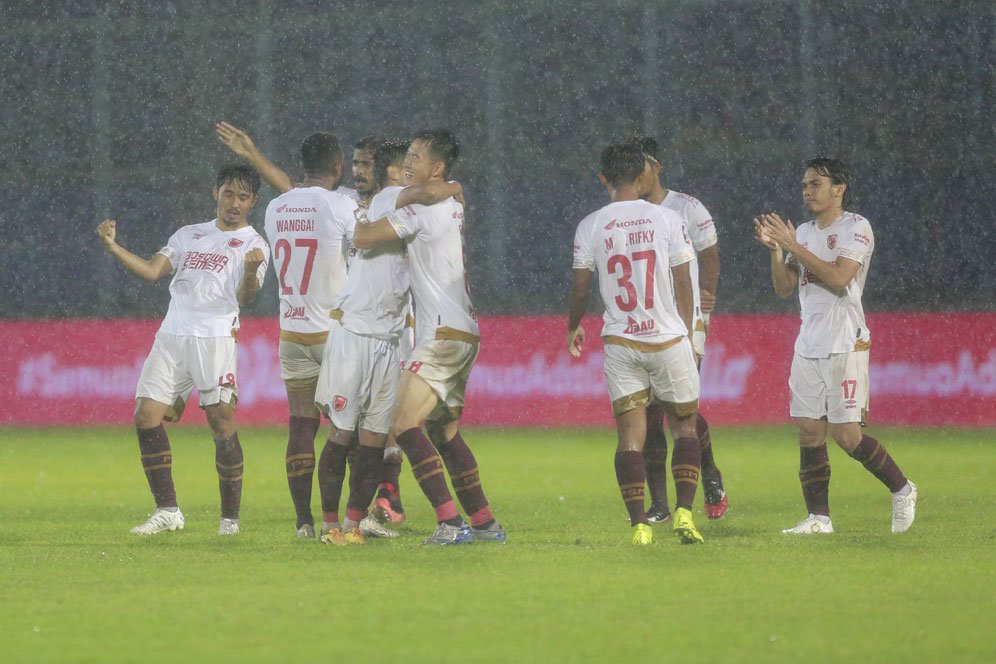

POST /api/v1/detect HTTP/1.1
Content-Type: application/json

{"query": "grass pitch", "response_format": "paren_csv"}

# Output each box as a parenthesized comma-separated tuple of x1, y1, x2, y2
(0, 425, 993, 663)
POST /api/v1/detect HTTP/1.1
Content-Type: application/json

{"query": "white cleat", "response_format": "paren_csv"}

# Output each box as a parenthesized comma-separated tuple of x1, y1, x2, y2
(782, 514, 834, 534)
(891, 481, 918, 533)
(130, 508, 185, 535)
(218, 517, 240, 536)
(359, 515, 399, 539)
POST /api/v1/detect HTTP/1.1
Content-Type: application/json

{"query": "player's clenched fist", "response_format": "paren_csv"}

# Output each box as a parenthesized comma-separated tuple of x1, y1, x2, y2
(244, 247, 265, 271)
(97, 219, 117, 250)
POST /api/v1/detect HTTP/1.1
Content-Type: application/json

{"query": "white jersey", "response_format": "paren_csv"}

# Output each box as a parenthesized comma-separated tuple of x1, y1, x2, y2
(387, 195, 478, 345)
(335, 186, 411, 340)
(264, 187, 358, 336)
(658, 190, 717, 333)
(573, 200, 695, 343)
(786, 212, 874, 358)
(157, 220, 270, 338)
(336, 186, 361, 203)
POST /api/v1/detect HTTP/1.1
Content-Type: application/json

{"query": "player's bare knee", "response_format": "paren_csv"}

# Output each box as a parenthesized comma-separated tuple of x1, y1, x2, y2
(829, 423, 862, 452)
(133, 399, 164, 429)
(205, 405, 237, 440)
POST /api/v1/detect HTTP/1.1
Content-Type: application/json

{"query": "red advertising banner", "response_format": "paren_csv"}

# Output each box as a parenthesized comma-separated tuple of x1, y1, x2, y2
(2, 314, 994, 427)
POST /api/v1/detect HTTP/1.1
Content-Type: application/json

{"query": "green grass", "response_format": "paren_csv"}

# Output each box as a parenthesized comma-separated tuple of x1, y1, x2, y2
(0, 425, 993, 663)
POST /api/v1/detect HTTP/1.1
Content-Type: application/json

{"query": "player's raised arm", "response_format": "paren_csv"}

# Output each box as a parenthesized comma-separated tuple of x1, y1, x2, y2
(236, 247, 266, 307)
(97, 219, 172, 283)
(215, 122, 293, 194)
(755, 215, 797, 299)
(761, 213, 860, 290)
(396, 180, 464, 208)
(566, 268, 594, 357)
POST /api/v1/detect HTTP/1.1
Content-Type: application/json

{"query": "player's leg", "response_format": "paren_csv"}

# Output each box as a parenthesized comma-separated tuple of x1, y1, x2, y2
(827, 352, 916, 533)
(642, 402, 670, 523)
(315, 425, 353, 544)
(693, 327, 727, 518)
(615, 404, 653, 545)
(280, 340, 323, 537)
(373, 440, 406, 524)
(347, 429, 399, 541)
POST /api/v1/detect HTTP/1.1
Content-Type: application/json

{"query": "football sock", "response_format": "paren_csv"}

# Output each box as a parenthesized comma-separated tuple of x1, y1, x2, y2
(615, 450, 648, 526)
(439, 432, 493, 527)
(377, 450, 404, 502)
(799, 444, 831, 517)
(215, 432, 244, 520)
(285, 416, 320, 528)
(396, 427, 458, 523)
(671, 436, 702, 510)
(137, 425, 177, 509)
(849, 435, 908, 493)
(345, 444, 384, 522)
(318, 440, 349, 521)
(697, 413, 719, 476)
(642, 404, 670, 513)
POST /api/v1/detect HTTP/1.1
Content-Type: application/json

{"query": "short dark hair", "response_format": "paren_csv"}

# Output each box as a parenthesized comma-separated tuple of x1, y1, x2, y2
(300, 132, 343, 177)
(806, 157, 851, 207)
(627, 134, 662, 165)
(599, 143, 646, 187)
(412, 128, 459, 177)
(216, 164, 260, 196)
(373, 139, 411, 188)
(354, 135, 385, 153)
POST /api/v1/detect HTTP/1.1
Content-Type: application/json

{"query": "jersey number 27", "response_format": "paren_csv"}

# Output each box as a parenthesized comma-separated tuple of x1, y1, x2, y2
(274, 238, 318, 295)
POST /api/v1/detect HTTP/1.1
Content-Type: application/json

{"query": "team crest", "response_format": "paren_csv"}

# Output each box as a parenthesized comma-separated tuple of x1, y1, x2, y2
(228, 238, 244, 248)
(827, 234, 837, 249)
(332, 395, 348, 412)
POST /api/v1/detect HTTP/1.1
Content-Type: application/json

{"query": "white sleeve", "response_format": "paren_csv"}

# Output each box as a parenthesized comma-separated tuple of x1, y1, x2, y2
(387, 205, 420, 241)
(668, 219, 696, 268)
(571, 220, 594, 271)
(156, 228, 184, 272)
(837, 219, 874, 264)
(685, 201, 718, 252)
(252, 236, 270, 287)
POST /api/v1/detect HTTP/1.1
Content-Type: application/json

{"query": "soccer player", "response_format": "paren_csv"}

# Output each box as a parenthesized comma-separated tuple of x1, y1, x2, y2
(354, 129, 505, 545)
(628, 136, 728, 522)
(96, 164, 270, 536)
(567, 142, 705, 545)
(755, 158, 917, 534)
(315, 139, 462, 544)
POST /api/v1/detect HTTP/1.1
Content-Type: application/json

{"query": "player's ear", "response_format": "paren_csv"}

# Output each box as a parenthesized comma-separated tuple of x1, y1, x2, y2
(597, 172, 609, 187)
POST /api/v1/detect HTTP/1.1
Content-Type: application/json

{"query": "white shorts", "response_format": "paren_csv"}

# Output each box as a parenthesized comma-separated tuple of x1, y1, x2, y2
(404, 338, 479, 422)
(789, 351, 869, 424)
(604, 337, 700, 418)
(315, 322, 401, 435)
(135, 332, 237, 420)
(692, 316, 709, 359)
(279, 340, 325, 391)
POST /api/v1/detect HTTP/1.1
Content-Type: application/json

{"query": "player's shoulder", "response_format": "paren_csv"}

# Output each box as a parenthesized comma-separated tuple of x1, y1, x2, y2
(842, 211, 872, 230)
(174, 220, 215, 237)
(369, 186, 403, 221)
(316, 187, 359, 211)
(335, 186, 361, 203)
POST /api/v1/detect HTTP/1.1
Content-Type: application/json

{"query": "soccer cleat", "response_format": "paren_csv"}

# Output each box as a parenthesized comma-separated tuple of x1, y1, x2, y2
(296, 523, 315, 538)
(372, 497, 406, 525)
(632, 523, 653, 545)
(359, 515, 399, 539)
(320, 527, 346, 545)
(218, 517, 240, 536)
(320, 522, 341, 537)
(672, 507, 705, 544)
(471, 521, 507, 543)
(703, 471, 728, 519)
(782, 514, 834, 534)
(891, 481, 918, 533)
(343, 528, 367, 545)
(422, 520, 474, 546)
(646, 508, 672, 524)
(130, 508, 185, 535)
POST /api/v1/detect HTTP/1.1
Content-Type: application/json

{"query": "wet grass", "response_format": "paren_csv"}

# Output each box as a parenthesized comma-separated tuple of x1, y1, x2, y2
(0, 425, 992, 663)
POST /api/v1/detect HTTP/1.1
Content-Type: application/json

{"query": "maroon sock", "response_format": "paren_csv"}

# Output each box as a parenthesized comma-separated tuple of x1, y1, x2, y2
(615, 450, 648, 526)
(345, 444, 384, 519)
(642, 405, 670, 513)
(800, 444, 831, 517)
(377, 452, 403, 502)
(849, 435, 907, 493)
(318, 440, 349, 521)
(215, 432, 244, 520)
(396, 427, 458, 522)
(671, 436, 701, 510)
(285, 416, 319, 528)
(697, 413, 719, 476)
(137, 425, 177, 508)
(439, 432, 493, 527)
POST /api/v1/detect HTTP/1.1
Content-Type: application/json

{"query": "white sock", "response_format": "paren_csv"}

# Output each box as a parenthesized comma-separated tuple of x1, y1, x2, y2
(893, 482, 913, 497)
(813, 514, 831, 524)
(161, 506, 179, 513)
(342, 517, 359, 532)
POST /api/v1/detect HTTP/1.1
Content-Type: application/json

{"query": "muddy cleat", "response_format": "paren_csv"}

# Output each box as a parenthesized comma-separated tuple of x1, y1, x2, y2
(372, 497, 406, 525)
(343, 528, 367, 545)
(359, 515, 399, 539)
(296, 523, 315, 538)
(782, 514, 833, 534)
(471, 521, 507, 543)
(646, 508, 672, 524)
(673, 507, 705, 544)
(218, 517, 240, 536)
(703, 471, 728, 519)
(632, 523, 653, 545)
(891, 481, 918, 533)
(130, 508, 185, 535)
(320, 527, 346, 545)
(320, 522, 341, 537)
(422, 520, 474, 546)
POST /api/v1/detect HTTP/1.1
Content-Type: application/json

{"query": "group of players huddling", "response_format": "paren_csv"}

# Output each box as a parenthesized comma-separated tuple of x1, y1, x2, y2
(96, 125, 916, 547)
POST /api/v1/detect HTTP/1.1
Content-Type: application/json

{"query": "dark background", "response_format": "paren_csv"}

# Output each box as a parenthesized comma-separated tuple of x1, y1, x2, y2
(1, 0, 992, 319)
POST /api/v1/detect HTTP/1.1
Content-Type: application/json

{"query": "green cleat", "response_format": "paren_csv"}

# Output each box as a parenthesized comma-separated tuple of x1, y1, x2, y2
(631, 523, 653, 545)
(673, 508, 704, 544)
